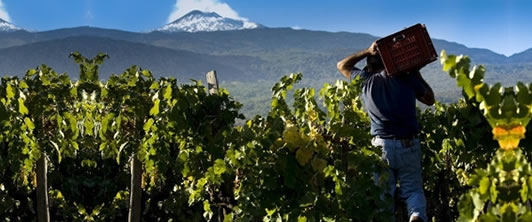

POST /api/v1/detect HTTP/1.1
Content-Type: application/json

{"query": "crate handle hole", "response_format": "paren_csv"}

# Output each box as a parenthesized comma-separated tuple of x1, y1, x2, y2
(393, 34, 406, 42)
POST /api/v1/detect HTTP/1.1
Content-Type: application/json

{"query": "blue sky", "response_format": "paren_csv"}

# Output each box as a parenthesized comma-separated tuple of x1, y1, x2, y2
(1, 0, 531, 57)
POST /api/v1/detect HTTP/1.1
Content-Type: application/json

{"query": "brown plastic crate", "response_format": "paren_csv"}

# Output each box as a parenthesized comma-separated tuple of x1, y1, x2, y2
(376, 23, 437, 75)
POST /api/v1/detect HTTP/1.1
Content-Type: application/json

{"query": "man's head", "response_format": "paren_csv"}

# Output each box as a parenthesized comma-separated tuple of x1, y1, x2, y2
(366, 54, 384, 73)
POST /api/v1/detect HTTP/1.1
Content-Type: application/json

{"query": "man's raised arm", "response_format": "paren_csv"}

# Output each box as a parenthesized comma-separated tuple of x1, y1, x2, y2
(336, 42, 378, 79)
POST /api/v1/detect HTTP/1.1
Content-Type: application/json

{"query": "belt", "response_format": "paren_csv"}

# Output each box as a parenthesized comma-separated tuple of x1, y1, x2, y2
(375, 135, 417, 140)
(375, 135, 417, 147)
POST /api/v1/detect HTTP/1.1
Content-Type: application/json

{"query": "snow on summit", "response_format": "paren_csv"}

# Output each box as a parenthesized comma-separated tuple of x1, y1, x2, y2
(157, 10, 263, 32)
(0, 18, 22, 32)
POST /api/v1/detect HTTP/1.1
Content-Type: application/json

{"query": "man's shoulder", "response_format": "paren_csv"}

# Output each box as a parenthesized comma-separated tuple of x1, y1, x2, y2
(353, 68, 384, 80)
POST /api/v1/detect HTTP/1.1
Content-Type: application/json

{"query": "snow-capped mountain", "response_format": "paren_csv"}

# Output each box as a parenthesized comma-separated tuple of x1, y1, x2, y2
(0, 18, 22, 32)
(157, 10, 264, 32)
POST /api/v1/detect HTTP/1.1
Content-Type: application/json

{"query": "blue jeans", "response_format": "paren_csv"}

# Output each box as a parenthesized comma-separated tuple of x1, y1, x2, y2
(372, 137, 427, 222)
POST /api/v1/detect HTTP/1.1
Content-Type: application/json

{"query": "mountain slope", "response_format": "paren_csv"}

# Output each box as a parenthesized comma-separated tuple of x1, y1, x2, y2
(157, 10, 263, 32)
(0, 36, 264, 81)
(509, 48, 532, 63)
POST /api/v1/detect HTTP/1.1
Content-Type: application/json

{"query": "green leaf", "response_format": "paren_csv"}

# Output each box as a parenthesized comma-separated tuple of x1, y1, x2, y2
(469, 65, 485, 85)
(297, 216, 308, 222)
(148, 147, 156, 155)
(457, 73, 474, 99)
(265, 208, 277, 216)
(91, 204, 103, 216)
(528, 177, 532, 200)
(485, 83, 502, 106)
(521, 175, 529, 201)
(226, 148, 238, 165)
(441, 53, 456, 72)
(149, 99, 160, 116)
(223, 213, 234, 222)
(163, 84, 172, 100)
(84, 118, 94, 136)
(516, 82, 532, 104)
(93, 52, 109, 65)
(474, 83, 489, 103)
(72, 141, 79, 150)
(181, 162, 190, 177)
(19, 81, 29, 89)
(26, 69, 37, 77)
(203, 200, 213, 220)
(114, 192, 123, 201)
(69, 51, 85, 64)
(479, 177, 490, 195)
(213, 159, 226, 175)
(149, 81, 159, 90)
(127, 75, 138, 87)
(40, 74, 51, 86)
(99, 142, 107, 151)
(490, 178, 498, 203)
(63, 112, 77, 132)
(6, 83, 15, 99)
(18, 98, 29, 114)
(334, 178, 343, 195)
(100, 113, 114, 136)
(143, 118, 154, 132)
(140, 69, 152, 78)
(24, 117, 35, 131)
(70, 86, 77, 97)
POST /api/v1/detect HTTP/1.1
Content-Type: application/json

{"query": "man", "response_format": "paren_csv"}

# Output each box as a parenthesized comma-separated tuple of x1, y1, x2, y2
(336, 41, 435, 222)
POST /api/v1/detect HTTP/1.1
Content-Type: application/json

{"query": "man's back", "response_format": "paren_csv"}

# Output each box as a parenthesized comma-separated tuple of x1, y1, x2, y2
(357, 70, 425, 138)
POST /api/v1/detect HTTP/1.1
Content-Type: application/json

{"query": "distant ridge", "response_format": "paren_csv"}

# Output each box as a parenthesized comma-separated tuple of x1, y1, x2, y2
(157, 10, 264, 32)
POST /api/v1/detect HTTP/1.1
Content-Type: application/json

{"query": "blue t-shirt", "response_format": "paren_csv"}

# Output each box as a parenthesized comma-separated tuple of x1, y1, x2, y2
(353, 69, 426, 138)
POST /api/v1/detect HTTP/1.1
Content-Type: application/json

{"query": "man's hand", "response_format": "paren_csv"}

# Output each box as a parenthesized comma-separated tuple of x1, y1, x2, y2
(368, 41, 379, 55)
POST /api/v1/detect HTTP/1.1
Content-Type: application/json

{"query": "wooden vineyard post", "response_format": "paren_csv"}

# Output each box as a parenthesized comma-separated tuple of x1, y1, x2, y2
(206, 70, 219, 95)
(36, 154, 50, 222)
(128, 156, 142, 222)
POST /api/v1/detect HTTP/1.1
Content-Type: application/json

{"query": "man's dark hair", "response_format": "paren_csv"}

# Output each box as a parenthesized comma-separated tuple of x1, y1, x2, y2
(366, 54, 384, 73)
